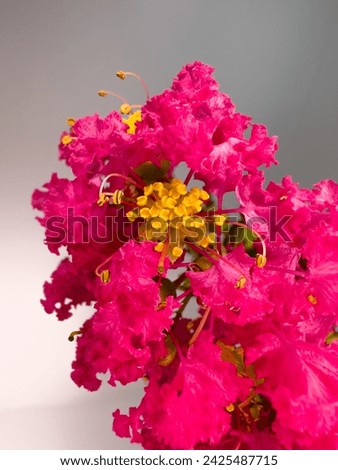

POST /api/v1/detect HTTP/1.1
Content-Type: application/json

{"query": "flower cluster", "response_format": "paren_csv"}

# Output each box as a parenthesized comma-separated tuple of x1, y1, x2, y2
(32, 62, 338, 449)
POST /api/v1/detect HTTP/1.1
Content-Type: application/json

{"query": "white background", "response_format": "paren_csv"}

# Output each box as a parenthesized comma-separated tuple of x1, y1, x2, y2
(0, 0, 337, 449)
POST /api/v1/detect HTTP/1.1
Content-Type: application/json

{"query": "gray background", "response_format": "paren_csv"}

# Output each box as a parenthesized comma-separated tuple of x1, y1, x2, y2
(0, 0, 337, 449)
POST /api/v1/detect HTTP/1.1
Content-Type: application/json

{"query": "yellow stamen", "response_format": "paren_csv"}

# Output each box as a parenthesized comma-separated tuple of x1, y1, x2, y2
(256, 254, 267, 268)
(116, 70, 126, 80)
(116, 70, 150, 100)
(122, 110, 142, 134)
(126, 210, 138, 221)
(215, 215, 226, 226)
(307, 294, 317, 305)
(97, 193, 109, 206)
(235, 276, 247, 289)
(151, 220, 163, 230)
(67, 117, 76, 126)
(144, 184, 154, 196)
(140, 207, 151, 218)
(172, 246, 183, 258)
(226, 403, 235, 413)
(61, 135, 73, 145)
(154, 242, 164, 252)
(100, 269, 111, 284)
(119, 103, 132, 115)
(137, 195, 148, 206)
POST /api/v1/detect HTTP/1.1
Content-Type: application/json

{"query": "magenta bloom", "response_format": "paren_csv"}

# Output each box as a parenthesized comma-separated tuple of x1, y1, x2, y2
(32, 62, 338, 449)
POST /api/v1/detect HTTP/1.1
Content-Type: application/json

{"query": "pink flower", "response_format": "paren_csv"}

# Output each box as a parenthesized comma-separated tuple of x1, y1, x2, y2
(33, 61, 338, 449)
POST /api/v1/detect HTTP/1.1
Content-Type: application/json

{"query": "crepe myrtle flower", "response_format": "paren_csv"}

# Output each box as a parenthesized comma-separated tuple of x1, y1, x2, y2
(32, 62, 338, 450)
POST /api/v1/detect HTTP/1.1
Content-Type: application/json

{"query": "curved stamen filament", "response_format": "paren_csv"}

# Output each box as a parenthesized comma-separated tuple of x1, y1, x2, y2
(116, 70, 150, 101)
(95, 254, 116, 278)
(186, 242, 219, 267)
(68, 330, 82, 342)
(97, 90, 128, 103)
(99, 173, 145, 197)
(188, 306, 211, 345)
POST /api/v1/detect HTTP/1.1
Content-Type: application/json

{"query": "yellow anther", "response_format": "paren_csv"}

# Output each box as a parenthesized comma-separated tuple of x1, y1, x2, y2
(172, 246, 183, 258)
(149, 206, 161, 217)
(174, 205, 187, 217)
(100, 269, 111, 284)
(126, 210, 138, 221)
(226, 403, 235, 413)
(162, 197, 176, 209)
(67, 117, 76, 126)
(190, 187, 200, 195)
(256, 254, 267, 268)
(307, 294, 317, 305)
(207, 232, 216, 244)
(200, 190, 210, 201)
(137, 195, 148, 206)
(182, 196, 193, 208)
(193, 200, 203, 212)
(144, 184, 154, 196)
(140, 207, 151, 218)
(176, 183, 188, 196)
(151, 220, 163, 230)
(97, 90, 108, 97)
(280, 195, 288, 201)
(120, 103, 132, 115)
(153, 182, 164, 192)
(159, 209, 170, 220)
(116, 70, 126, 80)
(199, 237, 210, 248)
(97, 193, 109, 206)
(122, 110, 142, 134)
(190, 217, 205, 228)
(61, 135, 73, 145)
(215, 215, 226, 226)
(154, 242, 164, 252)
(235, 276, 247, 289)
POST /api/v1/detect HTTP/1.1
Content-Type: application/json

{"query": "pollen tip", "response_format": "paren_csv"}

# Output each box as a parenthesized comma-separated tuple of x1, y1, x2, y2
(116, 70, 126, 80)
(226, 403, 235, 413)
(100, 269, 111, 284)
(120, 103, 132, 115)
(307, 294, 317, 305)
(66, 117, 76, 126)
(97, 90, 108, 97)
(256, 254, 267, 268)
(235, 276, 247, 289)
(61, 135, 73, 145)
